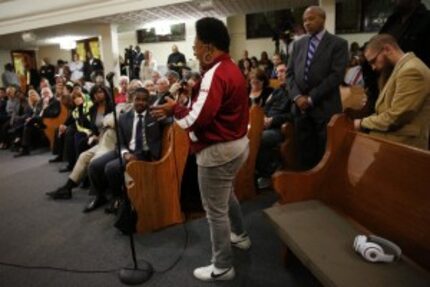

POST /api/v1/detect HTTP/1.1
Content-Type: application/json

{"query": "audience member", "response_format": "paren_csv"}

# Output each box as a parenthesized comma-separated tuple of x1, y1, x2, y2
(84, 51, 104, 81)
(255, 63, 291, 189)
(14, 87, 61, 157)
(132, 46, 144, 80)
(83, 87, 169, 213)
(2, 63, 20, 88)
(238, 50, 250, 71)
(115, 76, 129, 104)
(354, 34, 430, 150)
(69, 53, 84, 83)
(140, 50, 158, 80)
(167, 44, 186, 72)
(0, 86, 20, 149)
(39, 58, 56, 86)
(287, 6, 348, 169)
(248, 68, 272, 107)
(259, 51, 273, 75)
(269, 53, 283, 79)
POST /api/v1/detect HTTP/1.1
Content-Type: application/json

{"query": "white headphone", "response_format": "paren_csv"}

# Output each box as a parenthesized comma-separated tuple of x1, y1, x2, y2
(353, 235, 402, 263)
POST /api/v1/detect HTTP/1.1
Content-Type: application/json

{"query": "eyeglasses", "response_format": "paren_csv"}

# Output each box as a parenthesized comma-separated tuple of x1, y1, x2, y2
(367, 49, 382, 65)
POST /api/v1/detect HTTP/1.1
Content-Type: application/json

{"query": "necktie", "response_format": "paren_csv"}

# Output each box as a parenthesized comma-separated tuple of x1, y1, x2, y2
(304, 35, 318, 82)
(135, 114, 143, 153)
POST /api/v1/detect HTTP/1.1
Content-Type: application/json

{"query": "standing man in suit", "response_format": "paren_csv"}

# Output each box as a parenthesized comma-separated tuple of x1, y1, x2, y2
(354, 34, 430, 150)
(83, 88, 168, 213)
(84, 51, 104, 82)
(287, 6, 348, 169)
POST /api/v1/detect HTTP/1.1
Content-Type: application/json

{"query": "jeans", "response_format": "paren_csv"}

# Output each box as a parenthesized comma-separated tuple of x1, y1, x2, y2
(197, 147, 249, 269)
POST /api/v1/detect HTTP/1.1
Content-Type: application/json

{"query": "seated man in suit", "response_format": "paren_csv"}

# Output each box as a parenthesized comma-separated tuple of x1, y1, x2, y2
(255, 63, 292, 189)
(354, 34, 430, 150)
(83, 87, 169, 213)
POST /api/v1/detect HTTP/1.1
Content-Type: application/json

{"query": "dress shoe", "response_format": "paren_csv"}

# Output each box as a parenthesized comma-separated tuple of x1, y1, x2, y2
(49, 156, 63, 163)
(83, 196, 107, 213)
(46, 186, 72, 199)
(59, 166, 72, 173)
(14, 150, 30, 158)
(104, 198, 121, 214)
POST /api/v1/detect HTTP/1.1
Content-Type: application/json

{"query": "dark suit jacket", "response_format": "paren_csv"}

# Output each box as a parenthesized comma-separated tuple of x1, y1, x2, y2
(118, 109, 168, 160)
(287, 32, 348, 120)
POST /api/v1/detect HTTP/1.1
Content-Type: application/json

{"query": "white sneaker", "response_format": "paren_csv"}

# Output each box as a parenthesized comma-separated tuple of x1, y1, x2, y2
(193, 264, 235, 281)
(230, 232, 252, 250)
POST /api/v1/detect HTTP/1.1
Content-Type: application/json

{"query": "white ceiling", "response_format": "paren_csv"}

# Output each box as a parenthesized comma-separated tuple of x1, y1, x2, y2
(92, 0, 316, 32)
(0, 0, 317, 49)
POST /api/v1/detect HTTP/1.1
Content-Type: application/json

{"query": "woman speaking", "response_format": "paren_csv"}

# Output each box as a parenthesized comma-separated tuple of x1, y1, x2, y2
(151, 17, 251, 282)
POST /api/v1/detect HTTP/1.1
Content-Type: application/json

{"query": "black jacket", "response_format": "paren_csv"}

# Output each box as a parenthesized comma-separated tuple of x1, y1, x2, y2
(264, 85, 292, 129)
(118, 110, 170, 160)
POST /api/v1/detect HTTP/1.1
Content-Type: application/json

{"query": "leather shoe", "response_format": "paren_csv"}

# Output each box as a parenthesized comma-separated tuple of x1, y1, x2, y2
(49, 156, 62, 163)
(59, 166, 72, 173)
(105, 198, 121, 214)
(46, 186, 72, 199)
(83, 196, 107, 213)
(14, 150, 30, 158)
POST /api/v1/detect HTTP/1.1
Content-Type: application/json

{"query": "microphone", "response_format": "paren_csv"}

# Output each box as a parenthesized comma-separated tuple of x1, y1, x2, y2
(106, 72, 115, 82)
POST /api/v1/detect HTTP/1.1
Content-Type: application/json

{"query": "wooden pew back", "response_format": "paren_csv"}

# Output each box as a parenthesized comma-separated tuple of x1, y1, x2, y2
(126, 123, 188, 233)
(233, 105, 264, 201)
(43, 104, 68, 149)
(274, 114, 430, 270)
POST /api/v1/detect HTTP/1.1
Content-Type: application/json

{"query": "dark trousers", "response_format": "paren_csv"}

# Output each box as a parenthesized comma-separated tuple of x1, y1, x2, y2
(52, 127, 65, 157)
(88, 150, 152, 199)
(294, 114, 328, 170)
(256, 128, 284, 177)
(88, 150, 120, 198)
(64, 127, 77, 168)
(22, 123, 47, 149)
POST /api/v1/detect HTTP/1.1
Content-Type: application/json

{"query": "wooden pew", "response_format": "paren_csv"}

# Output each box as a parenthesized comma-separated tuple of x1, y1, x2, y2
(233, 105, 264, 201)
(279, 122, 297, 170)
(126, 123, 189, 234)
(265, 114, 430, 286)
(278, 85, 367, 170)
(43, 104, 68, 149)
(269, 79, 281, 89)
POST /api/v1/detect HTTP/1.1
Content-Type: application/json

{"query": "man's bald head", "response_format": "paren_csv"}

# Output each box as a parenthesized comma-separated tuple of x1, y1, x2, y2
(303, 6, 326, 34)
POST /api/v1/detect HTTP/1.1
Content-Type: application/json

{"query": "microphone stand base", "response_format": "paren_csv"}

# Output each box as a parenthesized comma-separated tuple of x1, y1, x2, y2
(119, 262, 153, 285)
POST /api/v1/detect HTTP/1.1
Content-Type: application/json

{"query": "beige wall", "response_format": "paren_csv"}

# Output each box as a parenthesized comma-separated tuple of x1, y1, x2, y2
(118, 20, 201, 73)
(36, 45, 72, 67)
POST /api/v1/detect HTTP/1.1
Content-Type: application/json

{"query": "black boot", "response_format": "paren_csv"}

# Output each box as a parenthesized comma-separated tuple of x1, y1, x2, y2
(48, 155, 63, 163)
(14, 147, 30, 157)
(46, 179, 77, 199)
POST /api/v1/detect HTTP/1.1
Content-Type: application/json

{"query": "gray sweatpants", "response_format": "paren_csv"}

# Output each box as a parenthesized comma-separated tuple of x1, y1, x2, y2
(197, 147, 249, 269)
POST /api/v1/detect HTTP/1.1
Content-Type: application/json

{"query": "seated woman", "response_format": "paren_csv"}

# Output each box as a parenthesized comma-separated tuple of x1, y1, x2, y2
(248, 69, 273, 107)
(9, 89, 40, 149)
(115, 76, 129, 104)
(0, 86, 20, 149)
(60, 85, 112, 171)
(14, 87, 61, 157)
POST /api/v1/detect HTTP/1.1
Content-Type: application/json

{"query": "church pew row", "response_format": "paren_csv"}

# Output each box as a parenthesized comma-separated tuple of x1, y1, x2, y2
(126, 105, 265, 234)
(43, 104, 68, 150)
(265, 114, 430, 287)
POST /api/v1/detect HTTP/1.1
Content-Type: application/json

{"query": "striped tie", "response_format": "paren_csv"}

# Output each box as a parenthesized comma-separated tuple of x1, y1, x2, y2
(304, 35, 318, 82)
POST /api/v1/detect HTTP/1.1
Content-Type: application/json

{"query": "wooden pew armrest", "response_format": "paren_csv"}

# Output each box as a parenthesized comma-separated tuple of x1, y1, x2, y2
(274, 114, 353, 204)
